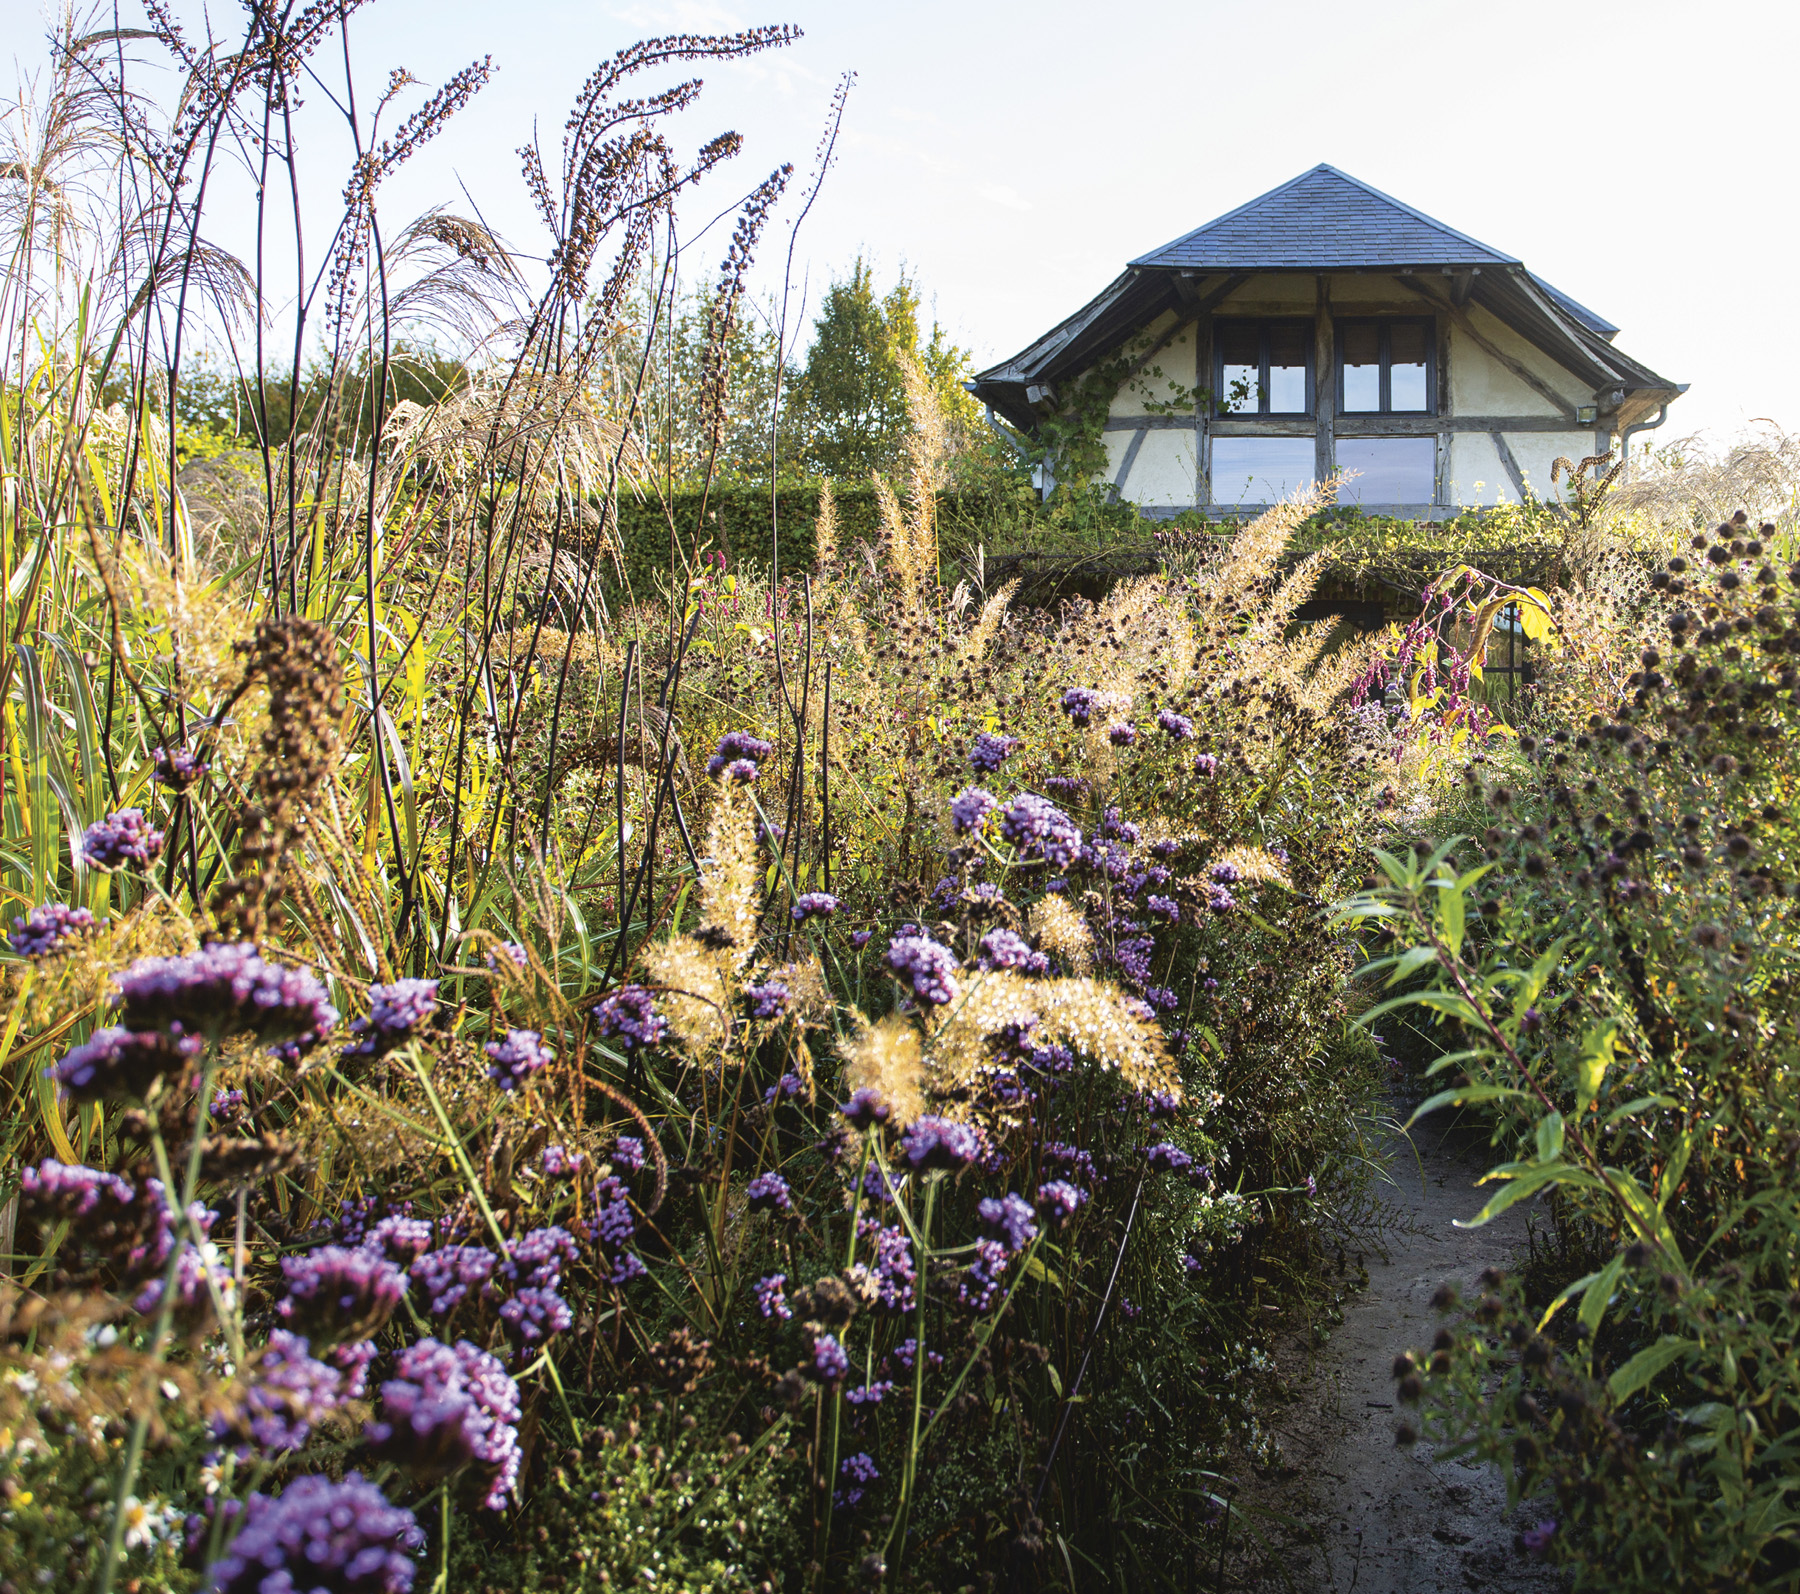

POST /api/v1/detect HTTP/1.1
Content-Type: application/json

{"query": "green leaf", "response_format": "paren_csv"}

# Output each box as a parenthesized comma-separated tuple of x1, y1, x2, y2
(1576, 1022, 1619, 1115)
(1659, 1128, 1696, 1213)
(1606, 1167, 1682, 1262)
(1403, 1084, 1528, 1129)
(1603, 1094, 1679, 1127)
(1535, 1112, 1565, 1164)
(1457, 1162, 1605, 1228)
(1607, 1337, 1693, 1403)
(1435, 877, 1466, 959)
(1579, 1253, 1625, 1337)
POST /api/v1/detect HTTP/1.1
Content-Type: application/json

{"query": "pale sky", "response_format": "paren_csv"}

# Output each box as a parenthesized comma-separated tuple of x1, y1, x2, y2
(11, 0, 1796, 445)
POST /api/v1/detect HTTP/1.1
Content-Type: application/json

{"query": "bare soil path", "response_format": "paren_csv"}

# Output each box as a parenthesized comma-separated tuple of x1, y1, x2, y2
(1224, 1109, 1568, 1593)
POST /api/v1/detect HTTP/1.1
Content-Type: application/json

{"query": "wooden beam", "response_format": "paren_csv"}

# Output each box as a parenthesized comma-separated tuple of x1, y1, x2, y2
(1490, 431, 1530, 501)
(1104, 415, 1202, 432)
(1399, 278, 1579, 421)
(1314, 274, 1335, 496)
(1109, 426, 1149, 503)
(1195, 414, 1590, 437)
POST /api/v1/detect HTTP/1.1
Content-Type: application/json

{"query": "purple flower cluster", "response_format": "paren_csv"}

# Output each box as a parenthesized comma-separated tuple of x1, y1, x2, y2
(589, 1176, 643, 1283)
(837, 1451, 879, 1509)
(541, 1143, 583, 1176)
(745, 981, 791, 1020)
(487, 942, 527, 973)
(745, 1171, 792, 1213)
(279, 1245, 407, 1343)
(969, 732, 1020, 773)
(51, 1025, 201, 1103)
(978, 1192, 1038, 1253)
(845, 1381, 894, 1406)
(485, 1028, 553, 1091)
(961, 1237, 1011, 1311)
(151, 744, 206, 790)
(364, 1215, 433, 1264)
(499, 1286, 572, 1349)
(343, 978, 437, 1060)
(1059, 687, 1098, 726)
(591, 986, 667, 1053)
(1192, 752, 1218, 776)
(1107, 722, 1138, 747)
(113, 943, 338, 1058)
(975, 927, 1049, 976)
(707, 730, 774, 780)
(862, 1218, 917, 1312)
(791, 892, 840, 922)
(1043, 1141, 1099, 1189)
(1210, 862, 1241, 885)
(810, 1332, 849, 1383)
(1157, 708, 1195, 740)
(1036, 1180, 1087, 1228)
(7, 903, 98, 959)
(999, 794, 1082, 869)
(1206, 883, 1237, 914)
(410, 1245, 497, 1315)
(1145, 894, 1180, 921)
(1145, 1141, 1194, 1176)
(886, 934, 960, 1006)
(849, 929, 874, 950)
(369, 1338, 522, 1510)
(755, 1273, 792, 1320)
(232, 1330, 352, 1452)
(208, 1472, 422, 1594)
(81, 808, 164, 872)
(19, 1160, 189, 1287)
(900, 1115, 983, 1173)
(502, 1225, 578, 1289)
(763, 1070, 804, 1105)
(1043, 774, 1087, 800)
(840, 1087, 890, 1129)
(610, 1135, 646, 1174)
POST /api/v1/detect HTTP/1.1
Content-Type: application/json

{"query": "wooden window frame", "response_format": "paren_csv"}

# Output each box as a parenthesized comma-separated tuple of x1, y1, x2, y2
(1335, 316, 1437, 416)
(1212, 317, 1315, 418)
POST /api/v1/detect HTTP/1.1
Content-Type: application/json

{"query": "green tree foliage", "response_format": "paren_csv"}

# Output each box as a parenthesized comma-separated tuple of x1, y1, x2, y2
(787, 256, 979, 481)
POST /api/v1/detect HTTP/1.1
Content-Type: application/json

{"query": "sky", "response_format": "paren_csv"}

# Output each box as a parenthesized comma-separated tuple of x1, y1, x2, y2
(10, 0, 1796, 445)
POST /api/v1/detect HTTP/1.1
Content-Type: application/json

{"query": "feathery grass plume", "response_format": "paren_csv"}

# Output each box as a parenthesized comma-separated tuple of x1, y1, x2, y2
(927, 971, 1178, 1101)
(813, 476, 838, 573)
(872, 471, 922, 609)
(765, 955, 829, 1023)
(898, 353, 943, 582)
(954, 578, 1019, 673)
(640, 933, 732, 1059)
(696, 786, 758, 969)
(1028, 895, 1093, 975)
(839, 1012, 926, 1129)
(1208, 845, 1292, 888)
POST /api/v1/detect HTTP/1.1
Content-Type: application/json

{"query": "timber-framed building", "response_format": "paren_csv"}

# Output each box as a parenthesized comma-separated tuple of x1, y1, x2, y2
(969, 165, 1684, 517)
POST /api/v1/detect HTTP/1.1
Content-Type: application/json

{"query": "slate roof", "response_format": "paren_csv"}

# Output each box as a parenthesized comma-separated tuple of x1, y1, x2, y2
(1130, 164, 1517, 271)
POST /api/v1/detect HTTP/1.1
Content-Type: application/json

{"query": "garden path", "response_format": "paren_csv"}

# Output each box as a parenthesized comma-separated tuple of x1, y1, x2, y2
(1229, 1109, 1568, 1593)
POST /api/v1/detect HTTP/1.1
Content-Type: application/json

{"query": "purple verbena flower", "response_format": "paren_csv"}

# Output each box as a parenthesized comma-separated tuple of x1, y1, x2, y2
(1145, 895, 1180, 921)
(486, 941, 527, 973)
(367, 1338, 521, 1510)
(899, 1114, 983, 1173)
(791, 891, 840, 923)
(151, 745, 206, 791)
(960, 1237, 1011, 1311)
(229, 1330, 348, 1453)
(745, 1171, 792, 1214)
(1192, 752, 1218, 776)
(1035, 1180, 1087, 1228)
(112, 943, 338, 1058)
(999, 794, 1082, 870)
(1059, 688, 1097, 726)
(721, 758, 759, 783)
(7, 903, 98, 959)
(50, 1025, 202, 1103)
(836, 1450, 880, 1508)
(591, 986, 666, 1053)
(886, 934, 960, 1006)
(977, 1192, 1038, 1253)
(499, 1285, 572, 1349)
(207, 1472, 422, 1594)
(865, 1221, 916, 1311)
(839, 1088, 889, 1131)
(610, 1135, 646, 1174)
(1107, 722, 1138, 747)
(541, 1144, 583, 1176)
(343, 978, 437, 1060)
(279, 1245, 407, 1344)
(849, 929, 873, 950)
(745, 981, 791, 1020)
(975, 927, 1049, 975)
(501, 1226, 578, 1290)
(755, 1273, 792, 1321)
(969, 732, 1020, 774)
(706, 730, 774, 779)
(409, 1245, 497, 1315)
(81, 809, 163, 872)
(1210, 862, 1241, 885)
(484, 1029, 553, 1091)
(362, 1216, 433, 1265)
(1156, 708, 1195, 740)
(1206, 884, 1237, 914)
(1519, 1520, 1557, 1559)
(809, 1332, 849, 1383)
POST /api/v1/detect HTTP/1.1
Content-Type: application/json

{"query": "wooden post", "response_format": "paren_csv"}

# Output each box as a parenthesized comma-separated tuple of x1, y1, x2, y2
(1437, 311, 1452, 507)
(1314, 274, 1334, 497)
(1195, 304, 1211, 508)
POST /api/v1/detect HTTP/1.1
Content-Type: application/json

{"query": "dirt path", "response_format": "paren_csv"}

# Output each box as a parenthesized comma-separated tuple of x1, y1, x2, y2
(1227, 1109, 1567, 1593)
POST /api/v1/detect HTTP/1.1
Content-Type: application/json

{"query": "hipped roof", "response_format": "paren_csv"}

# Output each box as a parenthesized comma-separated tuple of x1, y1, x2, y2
(971, 164, 1678, 433)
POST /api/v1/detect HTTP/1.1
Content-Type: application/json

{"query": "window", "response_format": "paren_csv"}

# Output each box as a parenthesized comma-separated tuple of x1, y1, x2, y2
(1337, 318, 1434, 413)
(1211, 437, 1316, 504)
(1336, 437, 1436, 504)
(1215, 320, 1312, 415)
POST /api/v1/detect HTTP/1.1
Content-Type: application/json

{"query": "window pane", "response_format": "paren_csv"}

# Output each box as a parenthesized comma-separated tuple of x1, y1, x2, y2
(1341, 323, 1380, 412)
(1218, 324, 1259, 412)
(1266, 323, 1308, 412)
(1212, 437, 1315, 504)
(1389, 321, 1430, 412)
(1335, 437, 1435, 504)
